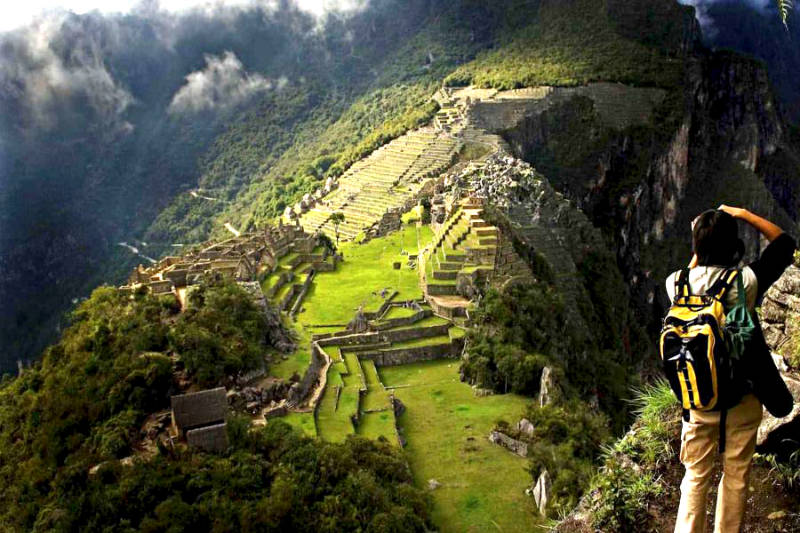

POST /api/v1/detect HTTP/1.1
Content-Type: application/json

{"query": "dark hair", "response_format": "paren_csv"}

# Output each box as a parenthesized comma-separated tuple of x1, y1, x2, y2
(692, 209, 745, 267)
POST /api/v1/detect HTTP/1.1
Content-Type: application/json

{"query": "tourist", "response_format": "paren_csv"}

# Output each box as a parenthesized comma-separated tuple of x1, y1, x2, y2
(666, 206, 795, 532)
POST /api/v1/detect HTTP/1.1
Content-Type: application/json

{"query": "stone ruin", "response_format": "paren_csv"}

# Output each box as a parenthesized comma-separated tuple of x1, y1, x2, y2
(119, 223, 317, 305)
(170, 387, 228, 453)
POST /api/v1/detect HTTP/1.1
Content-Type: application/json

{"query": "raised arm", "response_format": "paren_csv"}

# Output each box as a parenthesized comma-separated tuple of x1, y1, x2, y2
(718, 205, 796, 299)
(718, 205, 784, 242)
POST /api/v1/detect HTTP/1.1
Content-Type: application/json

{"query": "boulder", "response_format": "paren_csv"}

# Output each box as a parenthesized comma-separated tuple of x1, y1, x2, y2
(539, 366, 562, 407)
(488, 430, 528, 457)
(757, 371, 800, 451)
(532, 470, 551, 516)
(516, 418, 535, 437)
(428, 479, 441, 490)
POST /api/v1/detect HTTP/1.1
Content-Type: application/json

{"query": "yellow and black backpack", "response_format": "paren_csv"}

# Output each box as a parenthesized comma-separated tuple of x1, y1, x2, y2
(660, 268, 743, 451)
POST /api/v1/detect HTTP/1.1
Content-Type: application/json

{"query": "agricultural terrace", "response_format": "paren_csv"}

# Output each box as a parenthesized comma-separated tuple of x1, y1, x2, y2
(267, 223, 427, 380)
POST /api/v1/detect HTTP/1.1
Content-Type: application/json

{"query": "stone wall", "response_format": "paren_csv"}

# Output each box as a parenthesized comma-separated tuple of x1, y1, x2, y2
(290, 270, 316, 317)
(371, 309, 430, 331)
(317, 324, 451, 348)
(265, 271, 292, 299)
(488, 429, 528, 457)
(186, 422, 228, 452)
(287, 342, 328, 407)
(278, 284, 301, 312)
(363, 337, 464, 367)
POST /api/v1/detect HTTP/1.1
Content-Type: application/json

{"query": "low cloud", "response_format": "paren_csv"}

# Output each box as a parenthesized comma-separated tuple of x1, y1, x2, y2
(679, 0, 775, 38)
(168, 51, 277, 114)
(0, 12, 135, 133)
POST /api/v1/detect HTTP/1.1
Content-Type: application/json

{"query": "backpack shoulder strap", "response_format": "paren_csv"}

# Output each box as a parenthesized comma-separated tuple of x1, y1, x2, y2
(707, 269, 739, 300)
(674, 268, 691, 302)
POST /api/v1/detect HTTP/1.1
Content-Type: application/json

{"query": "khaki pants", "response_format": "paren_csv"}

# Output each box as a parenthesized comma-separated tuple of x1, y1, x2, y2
(674, 394, 763, 533)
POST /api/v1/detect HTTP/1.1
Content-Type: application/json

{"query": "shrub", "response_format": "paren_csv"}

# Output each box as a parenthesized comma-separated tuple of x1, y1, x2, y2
(170, 279, 266, 385)
(525, 401, 611, 515)
(587, 381, 678, 530)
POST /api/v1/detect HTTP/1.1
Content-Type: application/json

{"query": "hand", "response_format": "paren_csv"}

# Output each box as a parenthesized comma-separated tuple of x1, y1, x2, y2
(718, 204, 746, 219)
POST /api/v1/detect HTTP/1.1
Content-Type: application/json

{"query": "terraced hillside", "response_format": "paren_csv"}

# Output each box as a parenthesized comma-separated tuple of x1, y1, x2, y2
(297, 128, 461, 241)
(313, 305, 464, 442)
(421, 199, 501, 319)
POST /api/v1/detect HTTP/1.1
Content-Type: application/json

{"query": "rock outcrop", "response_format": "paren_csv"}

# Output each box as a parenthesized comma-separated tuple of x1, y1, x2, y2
(531, 470, 551, 516)
(761, 265, 800, 357)
(495, 49, 796, 343)
(757, 266, 800, 452)
(516, 418, 535, 437)
(538, 366, 562, 408)
(488, 429, 528, 457)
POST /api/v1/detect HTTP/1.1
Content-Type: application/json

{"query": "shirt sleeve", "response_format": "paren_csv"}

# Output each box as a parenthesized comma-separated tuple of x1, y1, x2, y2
(747, 233, 797, 300)
(665, 271, 677, 303)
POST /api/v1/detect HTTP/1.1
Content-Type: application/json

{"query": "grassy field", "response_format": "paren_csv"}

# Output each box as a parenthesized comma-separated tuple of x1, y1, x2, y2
(296, 223, 424, 326)
(381, 305, 418, 320)
(361, 359, 391, 411)
(316, 367, 362, 442)
(270, 223, 426, 379)
(381, 360, 539, 533)
(357, 410, 397, 442)
(279, 411, 317, 437)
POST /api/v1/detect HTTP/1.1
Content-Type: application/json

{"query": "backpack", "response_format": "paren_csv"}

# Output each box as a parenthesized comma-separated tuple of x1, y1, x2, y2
(660, 268, 745, 452)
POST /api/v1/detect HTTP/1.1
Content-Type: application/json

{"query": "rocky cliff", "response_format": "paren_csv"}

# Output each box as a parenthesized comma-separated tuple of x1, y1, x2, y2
(498, 49, 799, 337)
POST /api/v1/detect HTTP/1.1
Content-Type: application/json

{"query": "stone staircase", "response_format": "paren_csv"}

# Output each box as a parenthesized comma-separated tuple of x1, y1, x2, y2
(422, 199, 499, 318)
(298, 128, 461, 241)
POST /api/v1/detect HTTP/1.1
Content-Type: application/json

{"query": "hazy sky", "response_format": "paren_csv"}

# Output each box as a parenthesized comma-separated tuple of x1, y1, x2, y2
(0, 0, 353, 32)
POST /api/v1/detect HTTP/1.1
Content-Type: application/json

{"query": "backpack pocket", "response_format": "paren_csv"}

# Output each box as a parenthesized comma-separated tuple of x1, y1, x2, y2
(661, 323, 719, 410)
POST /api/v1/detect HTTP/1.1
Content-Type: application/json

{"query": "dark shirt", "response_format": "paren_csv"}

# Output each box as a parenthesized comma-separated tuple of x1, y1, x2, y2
(748, 233, 796, 300)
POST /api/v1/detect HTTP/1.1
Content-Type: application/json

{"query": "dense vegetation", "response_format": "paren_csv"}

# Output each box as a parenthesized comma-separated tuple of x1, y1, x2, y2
(0, 281, 430, 531)
(588, 382, 678, 531)
(31, 422, 430, 532)
(462, 267, 647, 429)
(444, 0, 690, 90)
(171, 279, 268, 386)
(519, 402, 611, 516)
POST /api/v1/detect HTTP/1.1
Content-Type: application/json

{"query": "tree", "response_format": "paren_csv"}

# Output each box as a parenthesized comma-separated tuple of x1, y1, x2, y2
(330, 212, 346, 247)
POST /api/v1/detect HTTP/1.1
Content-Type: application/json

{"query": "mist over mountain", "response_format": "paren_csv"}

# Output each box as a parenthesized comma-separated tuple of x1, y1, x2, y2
(0, 3, 307, 372)
(681, 0, 800, 120)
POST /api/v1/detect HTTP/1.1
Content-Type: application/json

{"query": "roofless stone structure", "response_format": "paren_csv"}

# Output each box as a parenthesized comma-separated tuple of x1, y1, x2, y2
(170, 387, 228, 452)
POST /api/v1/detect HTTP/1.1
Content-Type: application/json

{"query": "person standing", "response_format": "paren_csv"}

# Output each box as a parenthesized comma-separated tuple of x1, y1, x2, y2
(666, 205, 795, 533)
